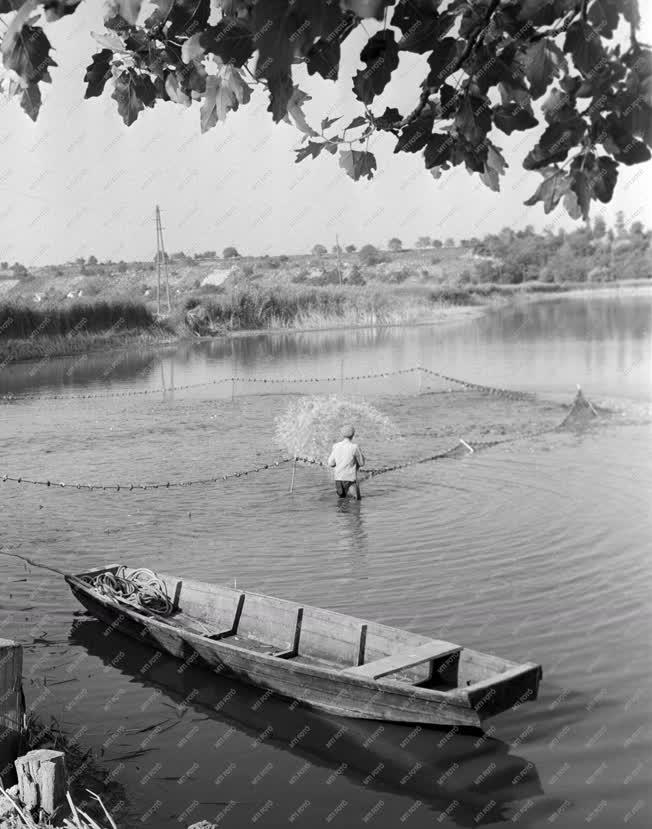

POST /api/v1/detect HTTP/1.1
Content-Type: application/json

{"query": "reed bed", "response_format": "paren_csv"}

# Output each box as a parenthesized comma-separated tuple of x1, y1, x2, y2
(0, 280, 589, 362)
(184, 284, 470, 334)
(0, 301, 156, 340)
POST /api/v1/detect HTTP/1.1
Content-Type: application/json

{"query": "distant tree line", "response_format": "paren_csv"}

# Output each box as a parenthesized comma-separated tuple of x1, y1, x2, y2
(468, 213, 650, 284)
(5, 213, 649, 287)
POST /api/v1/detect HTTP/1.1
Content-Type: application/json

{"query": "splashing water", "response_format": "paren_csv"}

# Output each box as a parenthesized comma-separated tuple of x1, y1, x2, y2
(274, 395, 400, 462)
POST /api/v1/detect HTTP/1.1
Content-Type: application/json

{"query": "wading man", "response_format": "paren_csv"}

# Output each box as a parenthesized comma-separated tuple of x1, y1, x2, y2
(328, 425, 365, 500)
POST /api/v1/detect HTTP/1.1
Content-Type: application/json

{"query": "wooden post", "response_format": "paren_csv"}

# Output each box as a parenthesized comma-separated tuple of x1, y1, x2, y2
(14, 749, 67, 816)
(289, 457, 297, 493)
(0, 639, 23, 787)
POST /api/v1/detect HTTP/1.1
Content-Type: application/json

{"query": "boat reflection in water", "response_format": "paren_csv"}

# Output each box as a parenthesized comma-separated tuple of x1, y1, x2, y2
(71, 619, 545, 828)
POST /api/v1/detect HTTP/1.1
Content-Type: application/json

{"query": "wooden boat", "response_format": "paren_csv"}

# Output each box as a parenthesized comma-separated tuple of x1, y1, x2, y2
(66, 565, 542, 728)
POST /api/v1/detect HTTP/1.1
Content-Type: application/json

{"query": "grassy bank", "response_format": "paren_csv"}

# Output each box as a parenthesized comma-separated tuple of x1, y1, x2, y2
(181, 279, 640, 335)
(1, 279, 648, 363)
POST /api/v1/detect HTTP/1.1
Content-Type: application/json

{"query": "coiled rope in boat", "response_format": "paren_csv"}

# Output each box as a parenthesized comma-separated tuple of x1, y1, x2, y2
(81, 566, 174, 616)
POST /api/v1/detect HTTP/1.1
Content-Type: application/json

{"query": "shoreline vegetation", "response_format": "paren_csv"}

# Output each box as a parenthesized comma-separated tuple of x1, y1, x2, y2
(2, 219, 650, 364)
(0, 278, 650, 365)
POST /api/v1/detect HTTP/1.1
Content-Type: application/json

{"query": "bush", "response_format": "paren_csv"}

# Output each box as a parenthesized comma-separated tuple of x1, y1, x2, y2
(292, 268, 310, 283)
(223, 246, 240, 259)
(378, 266, 412, 284)
(359, 244, 386, 266)
(346, 265, 366, 286)
(82, 277, 102, 296)
(309, 268, 340, 286)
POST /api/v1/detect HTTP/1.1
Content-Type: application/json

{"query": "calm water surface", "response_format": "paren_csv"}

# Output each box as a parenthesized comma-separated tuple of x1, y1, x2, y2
(1, 290, 651, 828)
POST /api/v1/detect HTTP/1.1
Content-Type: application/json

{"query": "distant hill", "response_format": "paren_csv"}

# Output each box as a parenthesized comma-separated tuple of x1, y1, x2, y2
(2, 218, 649, 310)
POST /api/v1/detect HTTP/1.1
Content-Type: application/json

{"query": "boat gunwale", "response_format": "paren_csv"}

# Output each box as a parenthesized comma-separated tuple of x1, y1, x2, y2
(65, 566, 540, 705)
(66, 573, 469, 705)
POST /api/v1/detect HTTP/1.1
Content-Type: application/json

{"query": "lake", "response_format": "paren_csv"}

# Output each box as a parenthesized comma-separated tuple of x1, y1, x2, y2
(1, 288, 650, 828)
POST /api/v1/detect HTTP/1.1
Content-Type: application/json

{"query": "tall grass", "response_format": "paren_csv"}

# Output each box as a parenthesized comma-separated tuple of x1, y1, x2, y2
(0, 301, 156, 340)
(0, 785, 116, 829)
(184, 284, 469, 334)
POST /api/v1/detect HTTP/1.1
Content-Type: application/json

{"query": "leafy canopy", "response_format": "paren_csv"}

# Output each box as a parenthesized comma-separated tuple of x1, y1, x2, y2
(1, 0, 651, 219)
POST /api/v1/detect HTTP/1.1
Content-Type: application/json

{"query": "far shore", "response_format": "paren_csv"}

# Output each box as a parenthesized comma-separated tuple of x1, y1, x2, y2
(0, 302, 484, 366)
(0, 279, 649, 366)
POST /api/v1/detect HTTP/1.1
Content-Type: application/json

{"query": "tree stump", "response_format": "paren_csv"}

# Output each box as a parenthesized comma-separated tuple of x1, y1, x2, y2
(14, 749, 67, 816)
(0, 639, 23, 786)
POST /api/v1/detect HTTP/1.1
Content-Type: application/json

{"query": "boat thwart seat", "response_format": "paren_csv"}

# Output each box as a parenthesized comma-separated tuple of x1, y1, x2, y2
(342, 640, 461, 680)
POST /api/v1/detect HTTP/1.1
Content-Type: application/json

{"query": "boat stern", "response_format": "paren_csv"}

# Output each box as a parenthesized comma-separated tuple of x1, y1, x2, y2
(455, 661, 543, 721)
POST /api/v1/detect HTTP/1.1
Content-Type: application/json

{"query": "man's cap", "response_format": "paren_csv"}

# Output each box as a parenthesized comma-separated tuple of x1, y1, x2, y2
(341, 424, 355, 438)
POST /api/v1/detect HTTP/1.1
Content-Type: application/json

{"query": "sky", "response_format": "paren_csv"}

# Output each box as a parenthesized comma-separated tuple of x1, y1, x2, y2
(1, 2, 651, 267)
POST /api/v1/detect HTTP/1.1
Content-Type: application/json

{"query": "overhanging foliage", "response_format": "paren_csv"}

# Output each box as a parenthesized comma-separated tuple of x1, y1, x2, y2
(1, 0, 651, 218)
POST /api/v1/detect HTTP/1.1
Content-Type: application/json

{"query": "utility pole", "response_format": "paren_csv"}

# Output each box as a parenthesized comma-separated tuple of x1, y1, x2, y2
(155, 205, 171, 315)
(155, 206, 162, 316)
(335, 233, 343, 286)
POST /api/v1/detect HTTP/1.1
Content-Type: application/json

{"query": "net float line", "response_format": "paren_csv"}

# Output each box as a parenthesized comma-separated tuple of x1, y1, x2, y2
(0, 365, 535, 404)
(0, 458, 291, 492)
(419, 368, 536, 400)
(0, 367, 419, 402)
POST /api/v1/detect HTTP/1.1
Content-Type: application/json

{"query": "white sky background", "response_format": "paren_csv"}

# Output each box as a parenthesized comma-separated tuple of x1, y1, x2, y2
(1, 2, 651, 266)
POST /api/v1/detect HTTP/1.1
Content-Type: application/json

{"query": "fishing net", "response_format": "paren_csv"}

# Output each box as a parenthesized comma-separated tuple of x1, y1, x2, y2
(274, 395, 400, 463)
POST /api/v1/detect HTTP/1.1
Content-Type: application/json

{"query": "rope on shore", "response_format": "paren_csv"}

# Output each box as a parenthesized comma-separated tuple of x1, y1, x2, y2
(80, 566, 174, 616)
